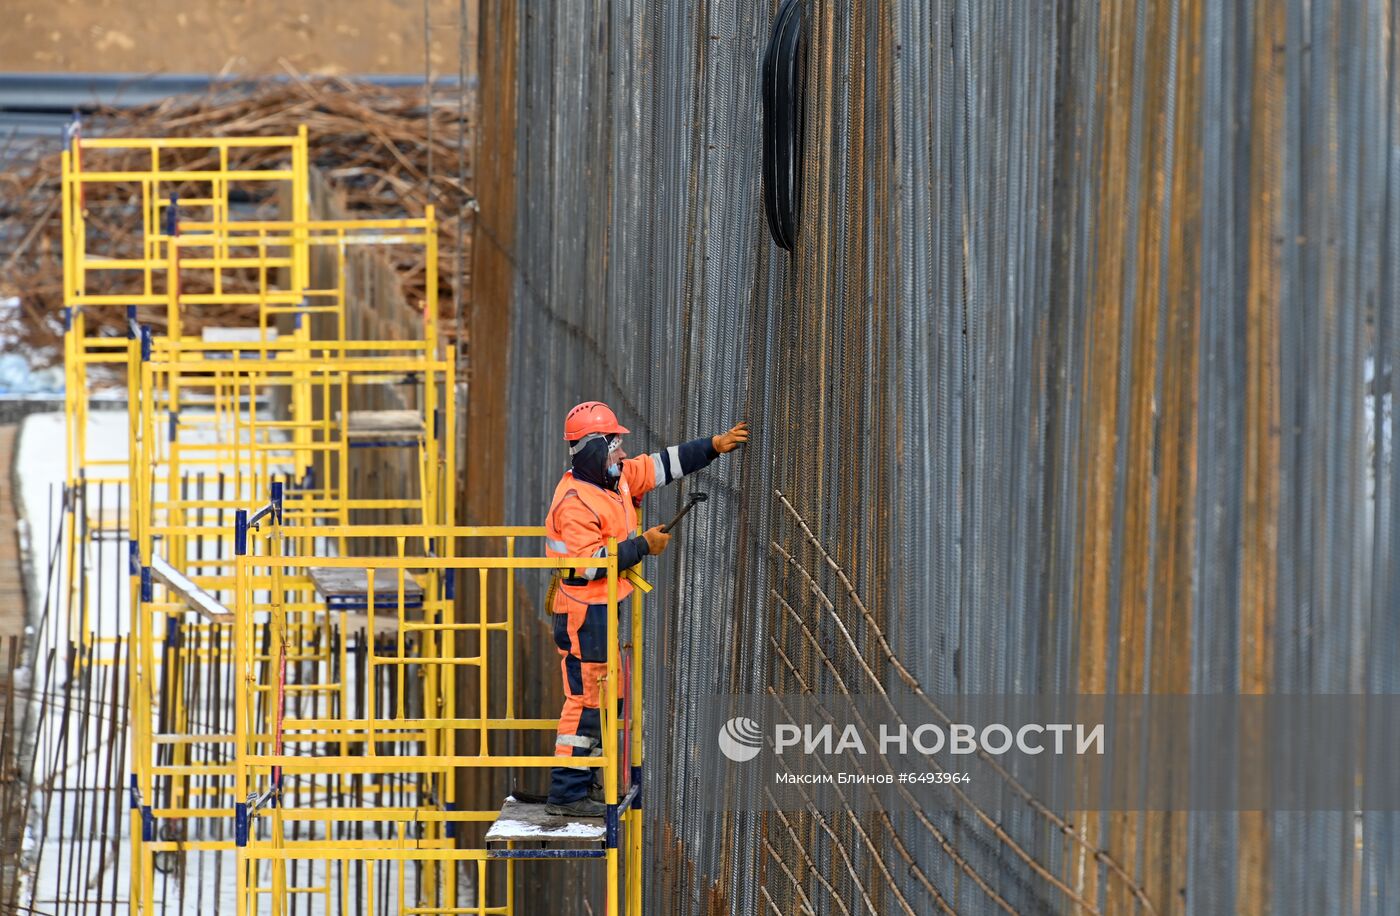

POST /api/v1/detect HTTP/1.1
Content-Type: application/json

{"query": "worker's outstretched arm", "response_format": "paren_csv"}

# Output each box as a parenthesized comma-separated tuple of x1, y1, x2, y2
(622, 421, 750, 498)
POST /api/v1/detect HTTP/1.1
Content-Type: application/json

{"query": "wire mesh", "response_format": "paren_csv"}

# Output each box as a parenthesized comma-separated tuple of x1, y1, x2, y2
(470, 0, 1398, 911)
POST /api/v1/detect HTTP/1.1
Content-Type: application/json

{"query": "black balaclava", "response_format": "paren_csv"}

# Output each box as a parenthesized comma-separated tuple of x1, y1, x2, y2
(571, 435, 618, 492)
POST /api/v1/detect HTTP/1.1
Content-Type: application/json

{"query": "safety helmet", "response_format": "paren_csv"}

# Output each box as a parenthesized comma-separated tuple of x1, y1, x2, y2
(563, 400, 630, 441)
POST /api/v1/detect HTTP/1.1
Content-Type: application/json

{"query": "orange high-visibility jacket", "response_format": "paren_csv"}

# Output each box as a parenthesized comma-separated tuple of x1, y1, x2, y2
(544, 455, 659, 604)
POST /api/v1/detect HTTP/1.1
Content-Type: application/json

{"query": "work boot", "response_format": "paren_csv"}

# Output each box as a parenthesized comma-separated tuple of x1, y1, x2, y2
(546, 797, 606, 818)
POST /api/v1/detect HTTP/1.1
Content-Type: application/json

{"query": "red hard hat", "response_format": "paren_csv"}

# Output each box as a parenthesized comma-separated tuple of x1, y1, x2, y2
(563, 401, 630, 441)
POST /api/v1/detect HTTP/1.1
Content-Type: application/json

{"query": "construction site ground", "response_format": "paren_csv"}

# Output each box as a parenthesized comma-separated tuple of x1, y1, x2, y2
(0, 0, 469, 76)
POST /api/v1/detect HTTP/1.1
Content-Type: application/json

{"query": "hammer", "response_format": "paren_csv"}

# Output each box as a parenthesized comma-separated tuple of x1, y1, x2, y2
(660, 492, 708, 533)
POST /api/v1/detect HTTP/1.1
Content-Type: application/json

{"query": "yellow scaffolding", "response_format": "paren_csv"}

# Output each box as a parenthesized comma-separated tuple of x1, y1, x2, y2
(60, 130, 309, 658)
(60, 128, 646, 914)
(228, 522, 644, 914)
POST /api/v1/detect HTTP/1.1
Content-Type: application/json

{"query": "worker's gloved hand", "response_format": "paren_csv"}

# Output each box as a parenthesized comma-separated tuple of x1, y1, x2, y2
(642, 525, 672, 556)
(712, 421, 750, 454)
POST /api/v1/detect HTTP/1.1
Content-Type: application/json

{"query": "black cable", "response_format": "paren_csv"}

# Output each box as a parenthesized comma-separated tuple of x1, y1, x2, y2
(762, 0, 806, 251)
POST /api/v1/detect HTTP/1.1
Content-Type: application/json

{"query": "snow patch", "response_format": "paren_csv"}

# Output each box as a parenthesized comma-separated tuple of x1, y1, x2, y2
(492, 819, 604, 839)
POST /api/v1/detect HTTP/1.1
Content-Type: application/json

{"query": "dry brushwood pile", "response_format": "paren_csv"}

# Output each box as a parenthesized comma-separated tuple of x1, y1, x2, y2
(0, 78, 473, 363)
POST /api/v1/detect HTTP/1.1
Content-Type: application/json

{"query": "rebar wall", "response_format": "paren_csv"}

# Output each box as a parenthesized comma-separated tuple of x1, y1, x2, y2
(470, 0, 1400, 912)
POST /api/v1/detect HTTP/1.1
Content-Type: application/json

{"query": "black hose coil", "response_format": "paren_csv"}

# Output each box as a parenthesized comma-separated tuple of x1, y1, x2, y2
(762, 0, 806, 251)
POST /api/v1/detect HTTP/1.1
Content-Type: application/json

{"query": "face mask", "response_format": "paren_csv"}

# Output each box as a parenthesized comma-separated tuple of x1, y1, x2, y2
(606, 436, 623, 479)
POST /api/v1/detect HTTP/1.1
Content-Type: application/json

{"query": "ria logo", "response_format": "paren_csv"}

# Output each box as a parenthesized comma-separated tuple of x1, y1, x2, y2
(718, 716, 764, 762)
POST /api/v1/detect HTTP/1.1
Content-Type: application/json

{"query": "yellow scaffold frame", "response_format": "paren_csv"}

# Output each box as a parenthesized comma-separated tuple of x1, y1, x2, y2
(60, 130, 309, 471)
(221, 516, 645, 915)
(61, 126, 646, 915)
(60, 129, 309, 658)
(123, 342, 458, 878)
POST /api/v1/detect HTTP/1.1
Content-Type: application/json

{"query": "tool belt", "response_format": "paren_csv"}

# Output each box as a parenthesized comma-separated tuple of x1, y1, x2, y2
(545, 569, 654, 610)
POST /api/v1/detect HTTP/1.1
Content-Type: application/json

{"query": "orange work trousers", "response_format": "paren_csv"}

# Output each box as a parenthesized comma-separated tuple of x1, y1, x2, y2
(547, 587, 618, 803)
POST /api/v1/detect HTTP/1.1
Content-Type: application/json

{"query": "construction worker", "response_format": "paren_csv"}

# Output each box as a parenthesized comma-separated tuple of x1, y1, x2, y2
(544, 400, 749, 816)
